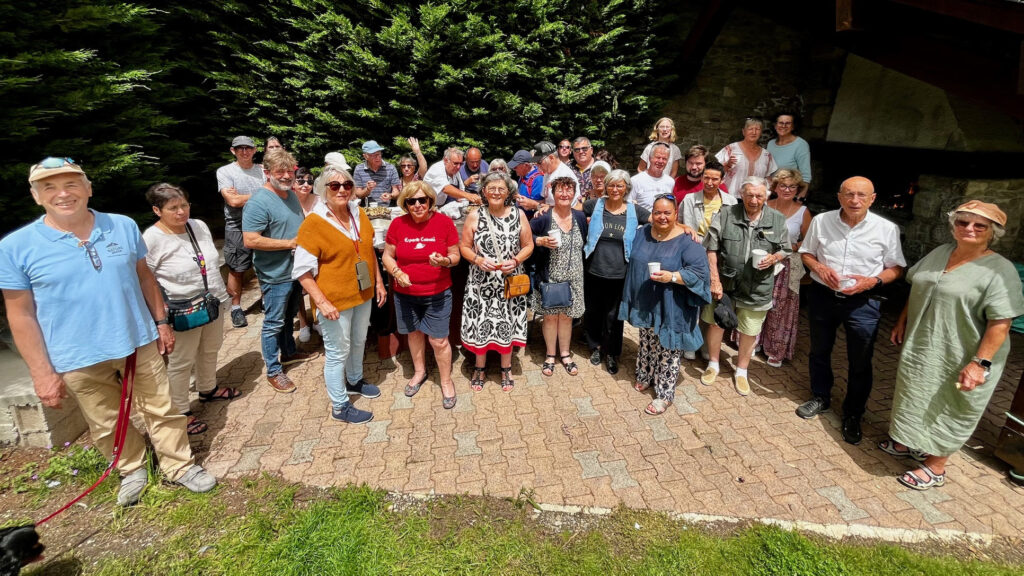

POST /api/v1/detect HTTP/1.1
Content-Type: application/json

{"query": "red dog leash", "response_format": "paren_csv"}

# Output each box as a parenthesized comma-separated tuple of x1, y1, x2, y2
(36, 352, 136, 525)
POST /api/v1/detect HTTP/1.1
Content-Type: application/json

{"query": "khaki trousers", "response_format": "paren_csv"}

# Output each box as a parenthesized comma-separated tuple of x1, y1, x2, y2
(63, 341, 194, 481)
(166, 303, 228, 414)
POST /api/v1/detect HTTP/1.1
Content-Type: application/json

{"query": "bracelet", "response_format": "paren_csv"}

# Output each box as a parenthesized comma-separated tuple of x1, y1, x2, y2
(155, 318, 170, 326)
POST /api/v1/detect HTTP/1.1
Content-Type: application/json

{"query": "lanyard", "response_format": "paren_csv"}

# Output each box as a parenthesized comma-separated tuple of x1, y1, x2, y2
(327, 207, 363, 262)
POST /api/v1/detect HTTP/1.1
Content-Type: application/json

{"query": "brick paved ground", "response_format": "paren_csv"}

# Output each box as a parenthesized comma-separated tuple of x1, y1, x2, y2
(192, 289, 1024, 538)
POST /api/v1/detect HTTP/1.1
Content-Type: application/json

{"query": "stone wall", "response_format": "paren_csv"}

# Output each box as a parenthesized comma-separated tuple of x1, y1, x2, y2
(905, 175, 1024, 263)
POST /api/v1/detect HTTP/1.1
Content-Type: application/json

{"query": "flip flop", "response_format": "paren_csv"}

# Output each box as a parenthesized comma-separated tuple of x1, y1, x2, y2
(198, 386, 242, 403)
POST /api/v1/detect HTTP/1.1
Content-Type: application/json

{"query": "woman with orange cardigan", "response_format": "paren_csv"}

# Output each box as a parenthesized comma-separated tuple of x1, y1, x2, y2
(294, 164, 387, 424)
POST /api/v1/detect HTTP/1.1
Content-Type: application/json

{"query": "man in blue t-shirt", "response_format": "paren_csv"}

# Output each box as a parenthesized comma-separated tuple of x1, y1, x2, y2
(509, 149, 544, 218)
(0, 158, 216, 506)
(242, 148, 315, 394)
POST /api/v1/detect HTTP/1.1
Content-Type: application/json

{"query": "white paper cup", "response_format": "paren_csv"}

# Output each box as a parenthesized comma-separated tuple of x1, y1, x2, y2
(549, 229, 562, 247)
(648, 262, 661, 275)
(840, 277, 857, 290)
(751, 249, 768, 267)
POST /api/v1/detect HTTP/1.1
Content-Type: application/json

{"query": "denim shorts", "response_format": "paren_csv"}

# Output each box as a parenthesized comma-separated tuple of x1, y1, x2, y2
(394, 289, 452, 339)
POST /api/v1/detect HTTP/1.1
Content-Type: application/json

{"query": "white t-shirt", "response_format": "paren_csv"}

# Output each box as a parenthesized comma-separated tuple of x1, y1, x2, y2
(629, 171, 675, 211)
(143, 219, 229, 302)
(542, 162, 581, 205)
(799, 210, 906, 285)
(423, 161, 464, 205)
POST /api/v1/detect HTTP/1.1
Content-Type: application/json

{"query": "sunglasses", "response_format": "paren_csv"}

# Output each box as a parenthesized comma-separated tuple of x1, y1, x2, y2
(573, 146, 591, 153)
(80, 240, 102, 271)
(405, 196, 430, 206)
(399, 164, 416, 169)
(326, 181, 355, 191)
(295, 177, 314, 185)
(558, 145, 571, 150)
(954, 220, 989, 231)
(37, 157, 76, 169)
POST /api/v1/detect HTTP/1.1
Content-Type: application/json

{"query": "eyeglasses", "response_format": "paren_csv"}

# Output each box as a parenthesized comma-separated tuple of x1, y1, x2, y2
(326, 181, 355, 191)
(777, 184, 799, 191)
(558, 145, 571, 150)
(405, 196, 430, 206)
(399, 164, 416, 169)
(954, 220, 989, 231)
(573, 146, 592, 153)
(295, 177, 314, 185)
(484, 186, 507, 194)
(164, 202, 192, 213)
(37, 157, 76, 169)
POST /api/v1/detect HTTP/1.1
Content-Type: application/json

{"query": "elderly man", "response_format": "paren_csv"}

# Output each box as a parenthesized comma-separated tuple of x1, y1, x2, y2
(570, 136, 597, 198)
(242, 149, 316, 394)
(631, 142, 675, 211)
(216, 135, 265, 328)
(459, 146, 489, 194)
(701, 177, 790, 396)
(0, 158, 216, 506)
(532, 141, 580, 212)
(424, 147, 477, 205)
(797, 176, 905, 444)
(353, 140, 401, 205)
(509, 149, 544, 217)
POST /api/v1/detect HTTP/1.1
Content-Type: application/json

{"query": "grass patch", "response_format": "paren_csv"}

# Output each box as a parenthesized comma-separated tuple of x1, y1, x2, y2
(20, 477, 1018, 576)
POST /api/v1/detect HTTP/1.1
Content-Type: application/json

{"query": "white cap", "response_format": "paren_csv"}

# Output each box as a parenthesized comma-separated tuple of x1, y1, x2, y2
(324, 152, 351, 172)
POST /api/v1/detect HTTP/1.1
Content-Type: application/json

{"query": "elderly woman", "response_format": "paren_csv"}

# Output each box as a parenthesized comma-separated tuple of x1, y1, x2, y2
(143, 183, 240, 435)
(294, 165, 387, 424)
(583, 169, 650, 374)
(760, 169, 812, 367)
(398, 137, 430, 191)
(701, 177, 790, 396)
(531, 176, 589, 377)
(638, 118, 682, 178)
(460, 172, 534, 392)
(883, 201, 1024, 490)
(767, 112, 812, 188)
(488, 158, 509, 174)
(382, 182, 460, 408)
(715, 118, 778, 198)
(619, 195, 710, 414)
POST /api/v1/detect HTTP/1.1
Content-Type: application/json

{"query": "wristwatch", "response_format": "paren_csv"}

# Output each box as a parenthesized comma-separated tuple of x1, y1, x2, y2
(972, 357, 992, 378)
(155, 318, 170, 326)
(874, 277, 883, 288)
(671, 271, 680, 284)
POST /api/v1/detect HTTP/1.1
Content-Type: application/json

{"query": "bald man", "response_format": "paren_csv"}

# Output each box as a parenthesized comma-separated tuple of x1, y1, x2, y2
(796, 177, 906, 445)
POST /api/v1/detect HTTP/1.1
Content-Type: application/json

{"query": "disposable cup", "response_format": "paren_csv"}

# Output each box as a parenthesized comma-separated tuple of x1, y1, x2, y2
(549, 229, 562, 247)
(648, 262, 661, 275)
(751, 249, 768, 267)
(840, 277, 857, 290)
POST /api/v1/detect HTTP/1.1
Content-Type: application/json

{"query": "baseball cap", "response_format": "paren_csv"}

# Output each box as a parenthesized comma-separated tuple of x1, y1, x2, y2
(231, 136, 255, 148)
(324, 152, 352, 172)
(953, 200, 1007, 227)
(507, 150, 534, 170)
(28, 157, 87, 183)
(530, 141, 557, 163)
(361, 140, 385, 154)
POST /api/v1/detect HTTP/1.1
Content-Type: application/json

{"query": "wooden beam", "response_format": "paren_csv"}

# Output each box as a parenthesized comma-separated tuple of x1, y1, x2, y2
(836, 0, 856, 32)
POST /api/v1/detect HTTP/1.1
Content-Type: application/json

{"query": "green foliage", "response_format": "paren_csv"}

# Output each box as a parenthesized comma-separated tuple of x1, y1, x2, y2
(1, 444, 107, 505)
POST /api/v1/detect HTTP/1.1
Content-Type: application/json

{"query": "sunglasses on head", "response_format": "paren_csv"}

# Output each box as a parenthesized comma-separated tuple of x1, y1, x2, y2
(405, 196, 430, 206)
(326, 181, 354, 191)
(37, 157, 76, 169)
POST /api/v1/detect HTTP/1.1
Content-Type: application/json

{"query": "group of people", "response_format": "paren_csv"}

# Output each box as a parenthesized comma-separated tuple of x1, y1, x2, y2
(2, 113, 1021, 508)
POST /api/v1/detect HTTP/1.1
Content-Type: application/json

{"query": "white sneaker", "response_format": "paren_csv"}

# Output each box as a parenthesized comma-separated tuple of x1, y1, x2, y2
(683, 350, 696, 360)
(298, 326, 311, 343)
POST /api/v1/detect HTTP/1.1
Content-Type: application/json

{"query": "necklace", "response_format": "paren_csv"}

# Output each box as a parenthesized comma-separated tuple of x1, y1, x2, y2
(651, 227, 672, 241)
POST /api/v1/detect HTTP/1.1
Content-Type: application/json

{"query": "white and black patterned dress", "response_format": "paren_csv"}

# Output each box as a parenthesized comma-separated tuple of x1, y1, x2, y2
(460, 209, 528, 354)
(532, 217, 585, 318)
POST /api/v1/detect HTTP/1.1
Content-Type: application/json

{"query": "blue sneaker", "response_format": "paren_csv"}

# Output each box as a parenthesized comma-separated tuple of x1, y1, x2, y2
(331, 402, 373, 424)
(346, 379, 381, 399)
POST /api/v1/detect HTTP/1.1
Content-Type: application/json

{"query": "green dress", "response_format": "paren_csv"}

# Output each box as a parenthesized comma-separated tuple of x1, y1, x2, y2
(890, 243, 1024, 456)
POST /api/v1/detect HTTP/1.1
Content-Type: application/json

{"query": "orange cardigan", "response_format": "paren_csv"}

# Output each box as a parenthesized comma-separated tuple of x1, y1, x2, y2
(296, 210, 376, 311)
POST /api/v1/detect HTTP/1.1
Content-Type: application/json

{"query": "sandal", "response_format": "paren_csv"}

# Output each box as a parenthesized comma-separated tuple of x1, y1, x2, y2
(198, 386, 242, 403)
(404, 373, 429, 397)
(541, 356, 557, 377)
(470, 367, 486, 392)
(644, 398, 671, 415)
(500, 366, 515, 392)
(897, 464, 945, 491)
(878, 439, 928, 462)
(633, 381, 651, 392)
(560, 354, 578, 376)
(184, 412, 207, 435)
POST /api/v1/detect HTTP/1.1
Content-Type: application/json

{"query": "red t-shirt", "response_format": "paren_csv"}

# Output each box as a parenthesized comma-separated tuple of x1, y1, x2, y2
(673, 177, 728, 203)
(385, 213, 459, 296)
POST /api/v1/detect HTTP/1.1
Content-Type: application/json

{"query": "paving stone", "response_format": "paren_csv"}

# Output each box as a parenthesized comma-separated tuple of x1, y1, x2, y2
(603, 460, 639, 490)
(452, 392, 475, 413)
(285, 439, 318, 465)
(250, 421, 281, 442)
(816, 485, 870, 522)
(229, 445, 270, 475)
(674, 400, 698, 415)
(646, 418, 678, 442)
(572, 397, 600, 418)
(390, 390, 414, 411)
(454, 431, 482, 457)
(897, 488, 955, 525)
(677, 384, 706, 405)
(363, 420, 391, 444)
(573, 450, 607, 479)
(525, 369, 545, 387)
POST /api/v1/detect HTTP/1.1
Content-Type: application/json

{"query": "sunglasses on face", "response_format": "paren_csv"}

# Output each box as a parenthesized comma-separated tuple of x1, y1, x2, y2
(405, 196, 430, 206)
(954, 220, 989, 231)
(399, 164, 416, 169)
(573, 146, 591, 153)
(558, 145, 571, 150)
(295, 177, 314, 185)
(326, 181, 355, 191)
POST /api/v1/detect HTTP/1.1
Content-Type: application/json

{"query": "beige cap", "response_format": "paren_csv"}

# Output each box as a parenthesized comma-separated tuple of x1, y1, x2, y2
(954, 200, 1006, 227)
(28, 158, 86, 183)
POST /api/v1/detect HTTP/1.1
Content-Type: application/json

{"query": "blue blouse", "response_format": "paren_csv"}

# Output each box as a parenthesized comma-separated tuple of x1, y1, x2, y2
(618, 226, 711, 350)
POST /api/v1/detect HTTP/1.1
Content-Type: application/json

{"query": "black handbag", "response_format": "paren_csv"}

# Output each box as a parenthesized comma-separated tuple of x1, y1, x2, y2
(164, 223, 221, 331)
(539, 281, 572, 308)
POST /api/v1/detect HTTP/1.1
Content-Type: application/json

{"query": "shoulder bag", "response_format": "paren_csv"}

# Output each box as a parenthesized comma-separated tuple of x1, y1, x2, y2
(164, 223, 221, 331)
(485, 211, 530, 299)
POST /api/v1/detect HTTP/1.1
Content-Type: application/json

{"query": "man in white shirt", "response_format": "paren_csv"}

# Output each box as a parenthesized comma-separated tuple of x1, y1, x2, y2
(630, 142, 675, 211)
(423, 147, 477, 205)
(796, 176, 906, 445)
(532, 141, 580, 212)
(216, 135, 265, 328)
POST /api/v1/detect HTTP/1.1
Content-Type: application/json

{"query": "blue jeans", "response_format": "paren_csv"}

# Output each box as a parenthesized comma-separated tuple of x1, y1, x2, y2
(318, 299, 372, 409)
(807, 281, 882, 418)
(260, 280, 300, 377)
